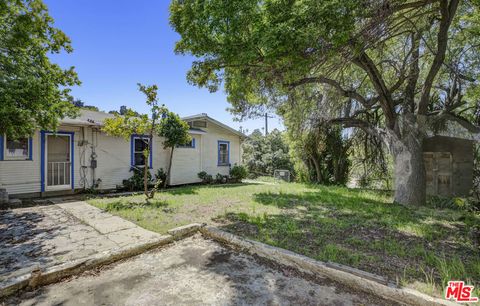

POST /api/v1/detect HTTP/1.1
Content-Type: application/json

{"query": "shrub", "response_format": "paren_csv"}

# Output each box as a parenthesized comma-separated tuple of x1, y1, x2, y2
(155, 168, 167, 186)
(123, 167, 152, 191)
(215, 173, 227, 184)
(198, 171, 213, 184)
(230, 164, 248, 182)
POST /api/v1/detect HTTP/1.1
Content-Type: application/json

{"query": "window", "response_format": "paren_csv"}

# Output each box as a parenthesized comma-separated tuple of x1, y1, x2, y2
(132, 136, 151, 167)
(4, 137, 30, 160)
(193, 120, 207, 128)
(188, 120, 207, 128)
(218, 141, 229, 166)
(177, 138, 195, 148)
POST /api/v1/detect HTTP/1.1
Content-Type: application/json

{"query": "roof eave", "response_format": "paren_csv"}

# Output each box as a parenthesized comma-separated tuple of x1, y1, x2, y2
(182, 114, 246, 138)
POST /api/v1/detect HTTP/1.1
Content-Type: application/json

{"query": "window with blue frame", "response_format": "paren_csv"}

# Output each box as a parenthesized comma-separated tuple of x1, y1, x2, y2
(177, 138, 195, 148)
(132, 136, 152, 167)
(217, 141, 229, 166)
(1, 136, 32, 160)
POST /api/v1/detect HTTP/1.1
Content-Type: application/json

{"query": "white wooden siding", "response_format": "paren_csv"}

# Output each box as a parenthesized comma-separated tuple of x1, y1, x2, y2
(1, 120, 242, 195)
(169, 122, 242, 185)
(200, 122, 241, 177)
(170, 135, 202, 185)
(0, 131, 41, 194)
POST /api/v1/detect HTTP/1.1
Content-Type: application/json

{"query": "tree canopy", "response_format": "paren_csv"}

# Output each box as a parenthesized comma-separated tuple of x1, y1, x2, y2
(0, 0, 80, 138)
(242, 129, 293, 177)
(171, 0, 480, 205)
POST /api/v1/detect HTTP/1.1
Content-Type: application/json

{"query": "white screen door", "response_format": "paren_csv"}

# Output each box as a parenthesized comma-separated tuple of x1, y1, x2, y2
(46, 134, 71, 190)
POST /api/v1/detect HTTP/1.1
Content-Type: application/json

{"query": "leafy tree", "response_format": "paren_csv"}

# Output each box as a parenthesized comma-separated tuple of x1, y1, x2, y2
(120, 105, 128, 115)
(0, 0, 80, 138)
(286, 122, 350, 185)
(157, 109, 191, 188)
(108, 106, 139, 116)
(103, 84, 161, 198)
(70, 99, 99, 112)
(242, 129, 293, 177)
(170, 0, 480, 206)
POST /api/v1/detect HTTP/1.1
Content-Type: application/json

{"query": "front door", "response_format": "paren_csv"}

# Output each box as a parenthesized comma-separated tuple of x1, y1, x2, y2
(46, 134, 72, 191)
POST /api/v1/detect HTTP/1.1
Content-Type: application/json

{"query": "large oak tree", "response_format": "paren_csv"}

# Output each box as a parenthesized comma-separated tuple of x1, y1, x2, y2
(170, 0, 480, 206)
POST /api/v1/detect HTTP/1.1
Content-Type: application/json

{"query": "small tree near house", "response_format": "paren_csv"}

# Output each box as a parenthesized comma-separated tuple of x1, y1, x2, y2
(103, 84, 161, 199)
(156, 109, 191, 188)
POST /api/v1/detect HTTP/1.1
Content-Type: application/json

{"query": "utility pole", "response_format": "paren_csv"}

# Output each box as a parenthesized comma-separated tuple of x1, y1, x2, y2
(264, 113, 274, 135)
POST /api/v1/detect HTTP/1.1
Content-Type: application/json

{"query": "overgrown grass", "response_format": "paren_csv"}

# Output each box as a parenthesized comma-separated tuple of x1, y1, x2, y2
(88, 182, 480, 298)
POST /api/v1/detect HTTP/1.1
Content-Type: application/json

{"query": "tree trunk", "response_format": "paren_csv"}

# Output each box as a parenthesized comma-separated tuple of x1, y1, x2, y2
(144, 148, 149, 198)
(390, 133, 426, 206)
(311, 157, 322, 183)
(164, 147, 174, 188)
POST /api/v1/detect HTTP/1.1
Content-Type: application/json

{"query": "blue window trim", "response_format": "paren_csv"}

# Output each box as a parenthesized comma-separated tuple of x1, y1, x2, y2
(131, 134, 153, 169)
(0, 135, 3, 160)
(40, 131, 75, 192)
(0, 135, 33, 161)
(177, 137, 195, 149)
(28, 137, 33, 160)
(217, 140, 230, 166)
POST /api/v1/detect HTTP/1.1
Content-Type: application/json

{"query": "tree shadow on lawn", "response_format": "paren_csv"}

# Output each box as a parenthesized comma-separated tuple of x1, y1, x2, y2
(204, 183, 260, 189)
(217, 188, 480, 293)
(160, 183, 260, 196)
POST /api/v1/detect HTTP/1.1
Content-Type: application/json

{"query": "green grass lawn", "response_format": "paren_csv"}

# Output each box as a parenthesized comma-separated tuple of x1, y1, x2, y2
(88, 182, 480, 297)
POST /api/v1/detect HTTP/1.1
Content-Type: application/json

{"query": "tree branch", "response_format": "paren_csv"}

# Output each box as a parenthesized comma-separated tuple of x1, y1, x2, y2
(353, 52, 396, 129)
(417, 0, 460, 115)
(287, 76, 377, 108)
(329, 117, 384, 139)
(392, 0, 439, 12)
(405, 31, 421, 113)
(439, 112, 480, 134)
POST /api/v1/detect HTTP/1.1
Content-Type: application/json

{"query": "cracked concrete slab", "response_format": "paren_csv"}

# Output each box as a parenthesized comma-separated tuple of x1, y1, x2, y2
(0, 201, 164, 286)
(4, 235, 395, 306)
(105, 228, 167, 247)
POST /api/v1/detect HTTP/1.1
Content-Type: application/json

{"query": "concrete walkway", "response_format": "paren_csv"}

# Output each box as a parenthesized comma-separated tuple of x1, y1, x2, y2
(5, 234, 394, 306)
(0, 201, 165, 285)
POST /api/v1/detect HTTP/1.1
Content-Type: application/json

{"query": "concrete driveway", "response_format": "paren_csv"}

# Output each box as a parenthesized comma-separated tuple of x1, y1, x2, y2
(5, 235, 395, 306)
(0, 201, 164, 284)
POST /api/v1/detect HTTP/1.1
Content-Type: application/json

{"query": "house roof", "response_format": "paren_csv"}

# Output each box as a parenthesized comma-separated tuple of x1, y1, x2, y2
(61, 110, 245, 137)
(188, 127, 207, 135)
(61, 109, 115, 126)
(427, 121, 480, 142)
(182, 113, 246, 138)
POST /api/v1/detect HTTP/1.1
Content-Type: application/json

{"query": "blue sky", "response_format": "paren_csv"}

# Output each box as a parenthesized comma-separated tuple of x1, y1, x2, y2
(44, 0, 283, 135)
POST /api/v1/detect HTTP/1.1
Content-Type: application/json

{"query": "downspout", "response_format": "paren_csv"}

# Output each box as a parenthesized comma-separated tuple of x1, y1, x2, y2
(81, 127, 86, 190)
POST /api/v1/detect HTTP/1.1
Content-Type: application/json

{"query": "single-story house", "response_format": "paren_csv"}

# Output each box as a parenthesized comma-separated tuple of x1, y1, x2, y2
(0, 110, 246, 198)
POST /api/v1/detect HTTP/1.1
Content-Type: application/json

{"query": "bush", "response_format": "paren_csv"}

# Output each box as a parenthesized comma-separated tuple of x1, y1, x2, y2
(215, 173, 228, 184)
(230, 164, 248, 182)
(427, 196, 480, 212)
(123, 167, 152, 191)
(198, 171, 213, 184)
(155, 168, 167, 186)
